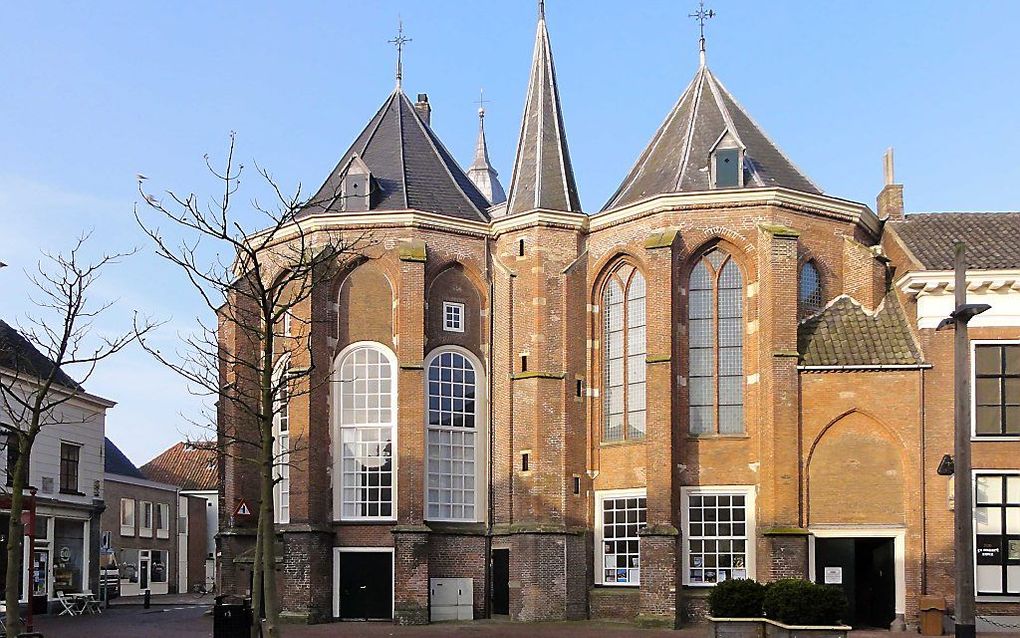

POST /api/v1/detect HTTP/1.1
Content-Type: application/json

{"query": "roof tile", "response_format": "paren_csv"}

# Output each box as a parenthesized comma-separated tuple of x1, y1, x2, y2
(141, 441, 218, 491)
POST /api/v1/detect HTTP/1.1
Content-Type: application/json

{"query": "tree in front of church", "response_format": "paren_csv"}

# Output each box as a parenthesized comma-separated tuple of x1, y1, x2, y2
(0, 236, 148, 635)
(134, 134, 368, 637)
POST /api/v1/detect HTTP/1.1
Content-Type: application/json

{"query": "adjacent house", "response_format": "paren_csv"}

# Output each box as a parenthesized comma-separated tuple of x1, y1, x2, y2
(0, 319, 112, 614)
(141, 441, 218, 591)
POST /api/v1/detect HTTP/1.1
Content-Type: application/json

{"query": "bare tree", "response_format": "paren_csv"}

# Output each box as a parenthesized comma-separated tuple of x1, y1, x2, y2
(0, 236, 149, 634)
(134, 134, 368, 637)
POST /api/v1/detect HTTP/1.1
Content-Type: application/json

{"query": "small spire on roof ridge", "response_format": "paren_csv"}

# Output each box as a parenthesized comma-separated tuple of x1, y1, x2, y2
(538, 0, 546, 20)
(388, 17, 412, 90)
(688, 0, 715, 67)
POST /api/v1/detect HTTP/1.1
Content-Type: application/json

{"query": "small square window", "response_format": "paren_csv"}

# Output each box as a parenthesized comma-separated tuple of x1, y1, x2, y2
(443, 302, 465, 333)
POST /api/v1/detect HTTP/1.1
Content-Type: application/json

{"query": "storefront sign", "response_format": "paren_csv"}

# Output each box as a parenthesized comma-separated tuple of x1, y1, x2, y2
(823, 566, 842, 584)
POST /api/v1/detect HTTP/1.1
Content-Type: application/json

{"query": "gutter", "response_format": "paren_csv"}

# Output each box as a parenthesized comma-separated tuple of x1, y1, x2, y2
(797, 364, 933, 371)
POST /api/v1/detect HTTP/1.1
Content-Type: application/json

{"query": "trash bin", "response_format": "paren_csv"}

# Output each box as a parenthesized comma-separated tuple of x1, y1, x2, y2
(214, 595, 253, 638)
(919, 595, 946, 636)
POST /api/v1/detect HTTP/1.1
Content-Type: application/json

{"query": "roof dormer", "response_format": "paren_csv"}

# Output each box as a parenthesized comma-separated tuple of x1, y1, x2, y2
(709, 129, 745, 189)
(341, 155, 372, 213)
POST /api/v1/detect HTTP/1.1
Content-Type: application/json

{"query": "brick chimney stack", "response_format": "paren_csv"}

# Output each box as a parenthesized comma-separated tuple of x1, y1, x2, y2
(877, 147, 904, 221)
(415, 93, 431, 127)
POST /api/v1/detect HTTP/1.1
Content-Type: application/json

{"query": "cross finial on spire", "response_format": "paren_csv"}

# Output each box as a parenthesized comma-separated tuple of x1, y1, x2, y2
(388, 17, 412, 89)
(475, 88, 490, 119)
(688, 0, 715, 66)
(538, 0, 546, 19)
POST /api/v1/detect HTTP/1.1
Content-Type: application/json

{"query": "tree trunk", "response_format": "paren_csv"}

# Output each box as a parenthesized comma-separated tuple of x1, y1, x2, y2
(5, 438, 30, 635)
(260, 423, 281, 637)
(250, 513, 264, 638)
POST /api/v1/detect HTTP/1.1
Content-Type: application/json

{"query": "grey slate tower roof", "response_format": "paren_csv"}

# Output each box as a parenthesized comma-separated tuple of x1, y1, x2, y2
(466, 106, 506, 205)
(603, 64, 821, 211)
(504, 4, 581, 215)
(301, 89, 491, 222)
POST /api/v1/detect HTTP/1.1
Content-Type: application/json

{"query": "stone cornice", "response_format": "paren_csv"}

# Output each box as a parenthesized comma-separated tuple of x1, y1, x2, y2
(896, 269, 1020, 296)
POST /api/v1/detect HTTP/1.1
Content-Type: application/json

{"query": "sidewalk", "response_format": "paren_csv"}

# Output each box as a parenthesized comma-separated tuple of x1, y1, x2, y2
(111, 592, 215, 606)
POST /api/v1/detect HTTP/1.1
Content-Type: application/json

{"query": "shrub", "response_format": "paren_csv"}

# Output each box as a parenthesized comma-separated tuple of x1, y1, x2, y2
(708, 579, 766, 618)
(762, 579, 848, 626)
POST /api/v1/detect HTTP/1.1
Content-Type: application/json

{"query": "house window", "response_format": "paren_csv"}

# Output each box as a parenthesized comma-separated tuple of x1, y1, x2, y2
(443, 302, 465, 333)
(283, 311, 292, 337)
(975, 473, 1020, 596)
(156, 503, 170, 539)
(150, 549, 168, 584)
(274, 363, 291, 524)
(5, 434, 18, 488)
(335, 344, 396, 520)
(682, 487, 755, 585)
(799, 261, 823, 317)
(120, 498, 136, 536)
(140, 501, 153, 537)
(975, 344, 1020, 437)
(59, 442, 81, 494)
(602, 264, 647, 443)
(426, 350, 482, 521)
(595, 490, 646, 585)
(688, 248, 745, 435)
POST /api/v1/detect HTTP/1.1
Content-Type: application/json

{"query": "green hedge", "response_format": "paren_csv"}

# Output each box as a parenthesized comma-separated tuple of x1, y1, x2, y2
(762, 579, 848, 626)
(708, 579, 766, 618)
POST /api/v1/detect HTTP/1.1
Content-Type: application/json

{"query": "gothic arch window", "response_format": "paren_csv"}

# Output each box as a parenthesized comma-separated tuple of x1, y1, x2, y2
(602, 263, 647, 443)
(799, 261, 823, 317)
(688, 248, 745, 435)
(273, 359, 291, 524)
(425, 348, 485, 522)
(333, 342, 397, 520)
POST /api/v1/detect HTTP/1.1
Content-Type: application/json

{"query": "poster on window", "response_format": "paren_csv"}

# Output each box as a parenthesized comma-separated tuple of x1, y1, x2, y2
(1009, 540, 1020, 561)
(732, 569, 747, 580)
(977, 536, 1002, 564)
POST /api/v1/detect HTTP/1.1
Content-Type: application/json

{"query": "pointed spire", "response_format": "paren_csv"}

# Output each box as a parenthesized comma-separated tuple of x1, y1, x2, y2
(505, 2, 581, 215)
(466, 90, 507, 205)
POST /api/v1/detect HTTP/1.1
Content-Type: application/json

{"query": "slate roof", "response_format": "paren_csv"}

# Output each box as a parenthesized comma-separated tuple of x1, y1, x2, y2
(888, 212, 1020, 270)
(105, 437, 146, 479)
(603, 64, 820, 211)
(798, 293, 924, 367)
(141, 441, 218, 491)
(0, 319, 80, 390)
(504, 5, 582, 215)
(466, 107, 506, 206)
(301, 90, 491, 222)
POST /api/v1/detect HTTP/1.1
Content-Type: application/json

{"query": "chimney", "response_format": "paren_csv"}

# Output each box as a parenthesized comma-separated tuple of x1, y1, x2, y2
(877, 147, 904, 221)
(415, 93, 431, 127)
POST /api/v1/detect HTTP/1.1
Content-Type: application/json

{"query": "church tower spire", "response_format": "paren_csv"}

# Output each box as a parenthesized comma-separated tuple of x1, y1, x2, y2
(505, 1, 581, 215)
(466, 92, 506, 205)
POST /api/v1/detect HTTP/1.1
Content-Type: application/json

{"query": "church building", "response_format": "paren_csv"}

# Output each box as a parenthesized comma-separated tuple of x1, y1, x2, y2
(217, 4, 1020, 629)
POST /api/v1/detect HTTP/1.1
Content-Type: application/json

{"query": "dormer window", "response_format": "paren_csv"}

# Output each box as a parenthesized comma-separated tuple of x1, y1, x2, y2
(710, 129, 745, 189)
(341, 155, 372, 212)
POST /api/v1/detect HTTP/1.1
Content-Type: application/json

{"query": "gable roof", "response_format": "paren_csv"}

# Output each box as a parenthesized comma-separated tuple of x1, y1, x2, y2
(887, 212, 1020, 270)
(603, 64, 820, 211)
(504, 6, 581, 215)
(798, 293, 924, 367)
(141, 441, 218, 492)
(104, 437, 146, 479)
(301, 90, 491, 222)
(0, 319, 80, 390)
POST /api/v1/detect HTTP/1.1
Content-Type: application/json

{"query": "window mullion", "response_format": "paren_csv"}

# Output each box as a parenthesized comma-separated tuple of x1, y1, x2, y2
(622, 278, 630, 440)
(713, 268, 721, 434)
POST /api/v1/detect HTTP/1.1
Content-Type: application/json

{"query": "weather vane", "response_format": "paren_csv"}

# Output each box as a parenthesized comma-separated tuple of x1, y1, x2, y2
(688, 0, 716, 65)
(389, 18, 412, 89)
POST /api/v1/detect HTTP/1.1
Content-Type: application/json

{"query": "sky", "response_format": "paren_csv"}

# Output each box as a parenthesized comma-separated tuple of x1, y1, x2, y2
(2, 1, 1019, 464)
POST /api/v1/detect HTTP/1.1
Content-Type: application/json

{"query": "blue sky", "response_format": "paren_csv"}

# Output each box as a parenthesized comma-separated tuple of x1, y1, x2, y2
(2, 1, 1019, 464)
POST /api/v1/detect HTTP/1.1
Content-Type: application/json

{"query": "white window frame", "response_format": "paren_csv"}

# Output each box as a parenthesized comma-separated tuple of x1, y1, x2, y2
(332, 341, 399, 522)
(594, 488, 646, 586)
(973, 469, 1020, 601)
(332, 547, 395, 620)
(681, 485, 757, 586)
(120, 498, 136, 537)
(971, 340, 1020, 441)
(273, 358, 291, 525)
(423, 347, 487, 523)
(140, 501, 153, 538)
(156, 502, 170, 539)
(442, 302, 465, 333)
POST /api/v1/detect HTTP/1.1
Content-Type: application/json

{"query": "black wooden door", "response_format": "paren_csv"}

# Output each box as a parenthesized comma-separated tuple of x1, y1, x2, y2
(491, 549, 510, 615)
(337, 552, 392, 620)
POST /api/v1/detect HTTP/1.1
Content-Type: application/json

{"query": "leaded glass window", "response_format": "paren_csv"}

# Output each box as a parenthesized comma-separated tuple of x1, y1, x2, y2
(337, 345, 395, 520)
(273, 363, 290, 524)
(799, 261, 823, 317)
(426, 351, 480, 521)
(602, 265, 647, 443)
(688, 249, 744, 435)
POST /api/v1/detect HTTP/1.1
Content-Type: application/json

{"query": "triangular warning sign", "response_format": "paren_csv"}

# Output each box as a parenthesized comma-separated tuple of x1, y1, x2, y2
(234, 499, 253, 517)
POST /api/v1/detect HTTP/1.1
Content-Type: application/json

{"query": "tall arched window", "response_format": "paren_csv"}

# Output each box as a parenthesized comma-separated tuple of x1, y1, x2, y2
(425, 349, 484, 522)
(799, 261, 823, 317)
(602, 264, 646, 443)
(273, 361, 290, 524)
(334, 343, 397, 520)
(688, 248, 744, 435)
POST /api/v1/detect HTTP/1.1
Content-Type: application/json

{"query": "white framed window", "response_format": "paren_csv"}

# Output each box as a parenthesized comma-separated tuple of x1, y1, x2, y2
(274, 361, 291, 524)
(425, 348, 485, 522)
(283, 311, 293, 337)
(972, 341, 1020, 439)
(156, 502, 170, 539)
(442, 302, 465, 333)
(120, 498, 135, 536)
(681, 485, 756, 586)
(333, 342, 397, 521)
(975, 472, 1020, 597)
(140, 501, 153, 538)
(594, 488, 646, 586)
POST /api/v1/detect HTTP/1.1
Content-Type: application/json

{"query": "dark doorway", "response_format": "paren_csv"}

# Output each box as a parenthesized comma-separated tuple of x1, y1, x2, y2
(337, 551, 392, 621)
(491, 549, 510, 616)
(814, 537, 896, 628)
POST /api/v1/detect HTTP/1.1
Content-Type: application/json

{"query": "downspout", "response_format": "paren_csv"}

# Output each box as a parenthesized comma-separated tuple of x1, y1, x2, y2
(485, 237, 495, 616)
(920, 364, 928, 594)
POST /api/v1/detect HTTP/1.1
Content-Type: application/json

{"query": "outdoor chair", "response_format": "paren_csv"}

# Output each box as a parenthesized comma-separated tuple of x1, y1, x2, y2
(56, 591, 82, 616)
